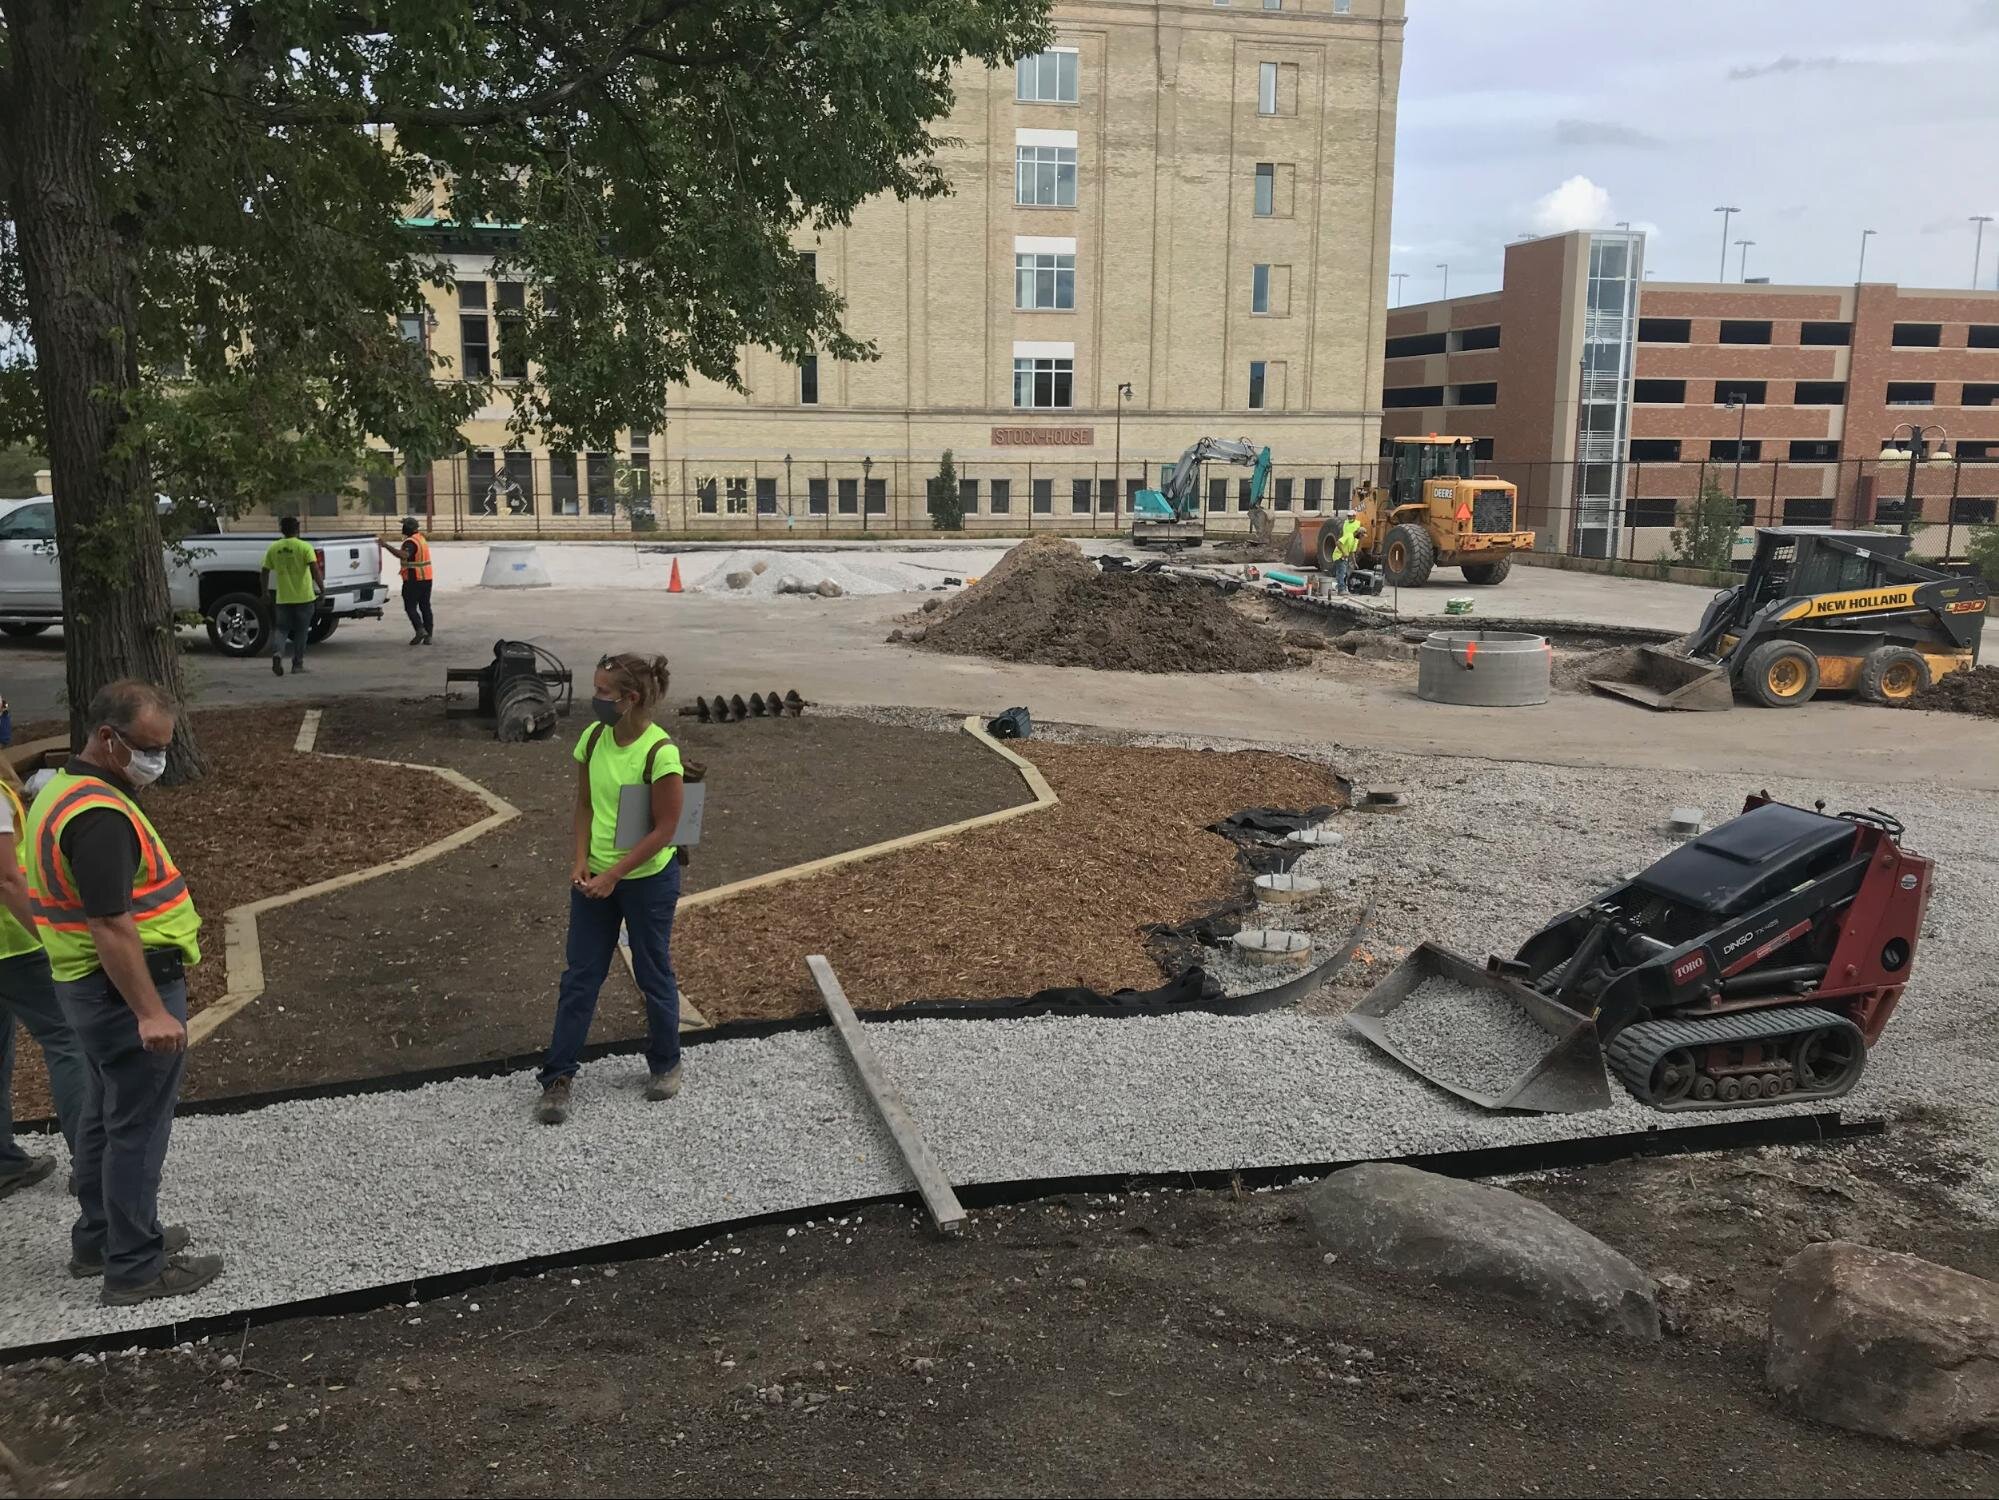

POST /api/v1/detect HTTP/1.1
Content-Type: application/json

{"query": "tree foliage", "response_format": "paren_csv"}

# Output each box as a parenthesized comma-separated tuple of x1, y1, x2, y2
(1670, 477, 1743, 573)
(0, 0, 1050, 770)
(928, 448, 962, 531)
(1967, 525, 1999, 589)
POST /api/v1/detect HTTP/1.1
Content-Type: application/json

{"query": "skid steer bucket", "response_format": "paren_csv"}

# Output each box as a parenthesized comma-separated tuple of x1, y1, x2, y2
(1587, 645, 1734, 712)
(1345, 942, 1612, 1113)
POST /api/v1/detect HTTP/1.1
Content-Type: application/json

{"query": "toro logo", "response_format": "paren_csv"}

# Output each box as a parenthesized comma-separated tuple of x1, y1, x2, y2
(1671, 952, 1708, 985)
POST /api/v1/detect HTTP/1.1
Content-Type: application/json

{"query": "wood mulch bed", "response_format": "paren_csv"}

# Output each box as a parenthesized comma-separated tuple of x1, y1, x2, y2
(6, 705, 487, 1121)
(675, 740, 1346, 1022)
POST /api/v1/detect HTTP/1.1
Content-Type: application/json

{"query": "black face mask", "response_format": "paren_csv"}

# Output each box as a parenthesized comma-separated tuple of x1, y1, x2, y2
(591, 697, 624, 726)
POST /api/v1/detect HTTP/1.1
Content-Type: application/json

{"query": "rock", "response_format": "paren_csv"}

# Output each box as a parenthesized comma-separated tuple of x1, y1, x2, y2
(1301, 1163, 1659, 1339)
(1767, 1241, 1999, 1449)
(1285, 628, 1327, 651)
(815, 579, 844, 598)
(724, 570, 752, 591)
(904, 625, 927, 644)
(922, 597, 942, 613)
(777, 574, 808, 594)
(751, 559, 769, 575)
(885, 629, 905, 643)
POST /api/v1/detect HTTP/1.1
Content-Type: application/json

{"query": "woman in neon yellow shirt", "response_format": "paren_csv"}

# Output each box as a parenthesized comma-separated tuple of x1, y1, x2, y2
(535, 652, 685, 1125)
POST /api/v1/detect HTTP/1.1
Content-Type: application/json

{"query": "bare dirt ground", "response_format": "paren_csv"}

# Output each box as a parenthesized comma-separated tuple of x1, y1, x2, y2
(2, 1126, 1990, 1499)
(182, 702, 1029, 1100)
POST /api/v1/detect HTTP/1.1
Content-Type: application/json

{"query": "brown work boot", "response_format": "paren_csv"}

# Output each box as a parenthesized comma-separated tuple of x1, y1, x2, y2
(536, 1078, 572, 1125)
(644, 1063, 683, 1102)
(100, 1251, 224, 1307)
(70, 1224, 191, 1279)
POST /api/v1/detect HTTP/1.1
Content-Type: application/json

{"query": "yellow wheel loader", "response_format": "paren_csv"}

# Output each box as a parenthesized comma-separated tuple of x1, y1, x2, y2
(1287, 436, 1533, 587)
(1590, 527, 1989, 711)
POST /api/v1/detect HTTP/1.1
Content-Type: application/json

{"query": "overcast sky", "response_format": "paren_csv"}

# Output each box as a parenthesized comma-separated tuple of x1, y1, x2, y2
(1390, 0, 1999, 300)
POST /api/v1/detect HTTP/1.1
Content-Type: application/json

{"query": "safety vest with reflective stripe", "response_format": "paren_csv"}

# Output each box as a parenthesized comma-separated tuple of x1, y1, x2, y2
(25, 769, 202, 982)
(1334, 519, 1363, 560)
(402, 531, 433, 582)
(0, 780, 40, 960)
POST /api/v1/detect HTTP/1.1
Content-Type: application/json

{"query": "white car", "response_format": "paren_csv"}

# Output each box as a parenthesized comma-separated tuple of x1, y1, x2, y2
(0, 496, 389, 657)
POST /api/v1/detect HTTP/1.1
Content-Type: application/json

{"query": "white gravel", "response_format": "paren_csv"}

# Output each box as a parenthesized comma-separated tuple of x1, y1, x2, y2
(5, 739, 1995, 1351)
(1374, 978, 1559, 1099)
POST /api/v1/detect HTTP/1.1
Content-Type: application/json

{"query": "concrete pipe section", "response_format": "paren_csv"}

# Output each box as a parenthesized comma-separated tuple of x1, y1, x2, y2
(479, 543, 554, 588)
(1416, 630, 1552, 707)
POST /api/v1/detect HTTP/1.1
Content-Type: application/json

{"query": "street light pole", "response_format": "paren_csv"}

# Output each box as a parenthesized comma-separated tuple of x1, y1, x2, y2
(1713, 205, 1739, 282)
(1435, 262, 1449, 301)
(1114, 381, 1133, 523)
(1879, 423, 1951, 539)
(1390, 272, 1409, 306)
(1735, 239, 1755, 282)
(861, 453, 873, 534)
(1857, 228, 1875, 282)
(1973, 216, 1995, 290)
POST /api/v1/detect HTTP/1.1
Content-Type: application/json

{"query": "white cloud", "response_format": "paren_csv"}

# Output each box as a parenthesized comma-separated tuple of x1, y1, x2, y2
(1531, 175, 1616, 234)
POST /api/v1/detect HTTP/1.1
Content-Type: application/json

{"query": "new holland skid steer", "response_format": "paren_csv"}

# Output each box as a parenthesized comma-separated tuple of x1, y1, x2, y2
(1348, 795, 1931, 1114)
(1591, 527, 1989, 710)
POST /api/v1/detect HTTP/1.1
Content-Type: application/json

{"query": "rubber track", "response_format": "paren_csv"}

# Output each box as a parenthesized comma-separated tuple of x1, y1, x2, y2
(1607, 1005, 1862, 1110)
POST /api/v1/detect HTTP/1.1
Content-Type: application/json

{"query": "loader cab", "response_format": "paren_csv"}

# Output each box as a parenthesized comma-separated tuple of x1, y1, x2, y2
(1388, 437, 1478, 504)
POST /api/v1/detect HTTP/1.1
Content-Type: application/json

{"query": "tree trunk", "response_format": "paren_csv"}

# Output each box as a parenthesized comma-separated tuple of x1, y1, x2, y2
(1, 0, 208, 779)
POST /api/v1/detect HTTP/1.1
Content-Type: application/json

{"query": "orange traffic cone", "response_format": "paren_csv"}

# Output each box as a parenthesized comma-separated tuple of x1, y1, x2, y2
(668, 558, 683, 593)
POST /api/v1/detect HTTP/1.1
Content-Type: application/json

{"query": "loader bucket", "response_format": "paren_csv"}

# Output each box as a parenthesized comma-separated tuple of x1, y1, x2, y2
(1345, 941, 1612, 1113)
(1587, 645, 1733, 712)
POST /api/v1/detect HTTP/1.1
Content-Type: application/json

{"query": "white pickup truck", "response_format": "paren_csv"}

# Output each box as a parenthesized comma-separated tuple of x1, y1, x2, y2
(0, 496, 389, 657)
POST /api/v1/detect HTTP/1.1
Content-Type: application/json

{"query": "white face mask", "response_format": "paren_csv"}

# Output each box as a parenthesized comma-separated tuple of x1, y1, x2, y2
(116, 731, 168, 788)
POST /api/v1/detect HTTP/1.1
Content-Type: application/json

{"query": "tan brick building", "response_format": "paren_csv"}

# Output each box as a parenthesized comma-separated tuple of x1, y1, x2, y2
(371, 0, 1406, 534)
(1383, 230, 1999, 561)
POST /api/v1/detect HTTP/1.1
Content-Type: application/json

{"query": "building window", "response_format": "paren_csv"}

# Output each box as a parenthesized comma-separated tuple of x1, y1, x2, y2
(1258, 62, 1278, 114)
(1303, 477, 1323, 509)
(366, 471, 398, 516)
(1783, 498, 1835, 525)
(864, 477, 887, 515)
(1714, 379, 1766, 405)
(1964, 383, 1999, 407)
(1709, 439, 1762, 462)
(1270, 477, 1293, 511)
(1263, 0, 1280, 9)
(397, 311, 424, 347)
(1789, 440, 1840, 463)
(1208, 477, 1227, 512)
(1892, 322, 1942, 348)
(960, 478, 980, 516)
(837, 478, 858, 514)
(1874, 498, 1914, 525)
(1015, 144, 1077, 206)
(1629, 439, 1681, 462)
(467, 449, 495, 514)
(1125, 477, 1144, 510)
(987, 478, 1010, 514)
(1625, 497, 1678, 528)
(584, 452, 616, 516)
(457, 280, 490, 379)
(1252, 263, 1272, 315)
(1016, 48, 1078, 104)
(1633, 379, 1686, 404)
(1886, 381, 1934, 406)
(725, 476, 749, 515)
(627, 433, 652, 508)
(799, 250, 816, 282)
(1449, 382, 1497, 407)
(1453, 325, 1501, 352)
(1381, 385, 1443, 409)
(1800, 321, 1851, 346)
(755, 477, 778, 515)
(1969, 325, 1999, 349)
(1013, 356, 1074, 408)
(1094, 478, 1116, 512)
(1956, 440, 1997, 461)
(799, 354, 820, 405)
(1032, 478, 1053, 514)
(1071, 478, 1092, 514)
(1015, 252, 1076, 310)
(550, 453, 579, 515)
(807, 478, 829, 515)
(495, 282, 527, 379)
(1237, 478, 1258, 510)
(1254, 162, 1275, 217)
(1719, 320, 1773, 346)
(1248, 361, 1268, 410)
(1637, 318, 1691, 343)
(695, 477, 718, 515)
(1385, 330, 1447, 359)
(1951, 497, 1997, 525)
(1792, 380, 1845, 406)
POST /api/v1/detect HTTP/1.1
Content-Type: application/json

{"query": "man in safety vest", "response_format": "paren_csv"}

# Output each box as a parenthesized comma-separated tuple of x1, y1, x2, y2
(26, 680, 221, 1306)
(1332, 511, 1364, 595)
(380, 515, 435, 645)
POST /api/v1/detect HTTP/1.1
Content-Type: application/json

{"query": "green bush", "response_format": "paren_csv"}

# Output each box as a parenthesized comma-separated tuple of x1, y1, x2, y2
(1967, 524, 1999, 587)
(928, 449, 963, 531)
(1670, 477, 1743, 572)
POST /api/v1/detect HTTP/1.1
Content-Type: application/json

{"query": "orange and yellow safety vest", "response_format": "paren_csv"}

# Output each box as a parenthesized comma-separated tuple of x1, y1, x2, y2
(402, 531, 434, 582)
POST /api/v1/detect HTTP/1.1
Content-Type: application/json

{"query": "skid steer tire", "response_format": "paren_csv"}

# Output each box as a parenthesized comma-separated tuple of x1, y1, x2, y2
(1743, 639, 1820, 708)
(1460, 558, 1512, 586)
(1857, 645, 1930, 706)
(1381, 523, 1436, 588)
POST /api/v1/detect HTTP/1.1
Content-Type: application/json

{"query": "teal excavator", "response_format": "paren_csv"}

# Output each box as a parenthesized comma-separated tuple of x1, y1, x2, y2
(1130, 437, 1271, 546)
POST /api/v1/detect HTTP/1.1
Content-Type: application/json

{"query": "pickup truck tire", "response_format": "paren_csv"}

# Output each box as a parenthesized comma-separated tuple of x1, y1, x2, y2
(307, 613, 339, 645)
(207, 592, 271, 657)
(0, 623, 50, 638)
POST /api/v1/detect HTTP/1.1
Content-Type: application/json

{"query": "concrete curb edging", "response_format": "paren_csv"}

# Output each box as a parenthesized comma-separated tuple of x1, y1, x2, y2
(186, 720, 522, 1047)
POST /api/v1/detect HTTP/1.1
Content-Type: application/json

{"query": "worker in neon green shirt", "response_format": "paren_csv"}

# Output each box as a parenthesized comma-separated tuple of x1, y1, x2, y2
(535, 651, 686, 1125)
(1331, 511, 1363, 594)
(260, 517, 323, 677)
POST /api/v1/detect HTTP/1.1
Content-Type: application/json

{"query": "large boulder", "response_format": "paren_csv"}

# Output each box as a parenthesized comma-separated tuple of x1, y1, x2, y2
(1767, 1241, 1999, 1449)
(1301, 1163, 1659, 1339)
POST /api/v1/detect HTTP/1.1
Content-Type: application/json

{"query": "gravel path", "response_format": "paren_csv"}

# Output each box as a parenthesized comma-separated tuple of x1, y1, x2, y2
(1373, 978, 1559, 1099)
(6, 740, 1994, 1352)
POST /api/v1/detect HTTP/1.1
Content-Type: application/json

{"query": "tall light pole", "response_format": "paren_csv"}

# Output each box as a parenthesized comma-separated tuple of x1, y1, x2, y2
(1713, 205, 1739, 282)
(1879, 424, 1951, 539)
(1735, 238, 1756, 282)
(1390, 272, 1409, 306)
(1113, 381, 1133, 521)
(1857, 228, 1875, 282)
(1435, 262, 1449, 300)
(1973, 216, 1995, 290)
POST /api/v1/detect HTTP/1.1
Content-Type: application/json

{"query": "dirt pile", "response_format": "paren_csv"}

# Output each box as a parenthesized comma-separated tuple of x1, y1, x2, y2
(1907, 664, 1999, 718)
(906, 536, 1291, 673)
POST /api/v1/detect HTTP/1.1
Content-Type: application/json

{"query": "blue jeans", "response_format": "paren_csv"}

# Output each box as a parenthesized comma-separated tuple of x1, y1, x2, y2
(539, 860, 683, 1088)
(60, 968, 190, 1289)
(0, 949, 87, 1167)
(1332, 558, 1352, 594)
(272, 601, 314, 666)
